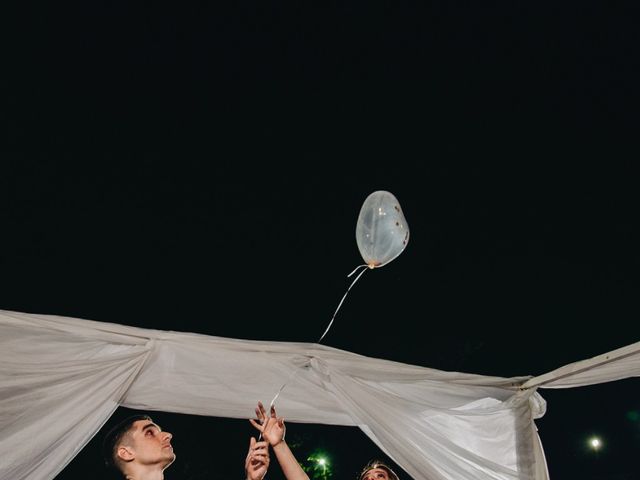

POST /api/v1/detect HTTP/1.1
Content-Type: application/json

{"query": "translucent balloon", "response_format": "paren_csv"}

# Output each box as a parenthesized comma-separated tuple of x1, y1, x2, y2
(356, 190, 410, 268)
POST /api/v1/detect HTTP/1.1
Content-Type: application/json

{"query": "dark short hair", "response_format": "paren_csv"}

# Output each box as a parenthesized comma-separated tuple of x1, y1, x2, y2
(102, 414, 153, 470)
(358, 460, 400, 480)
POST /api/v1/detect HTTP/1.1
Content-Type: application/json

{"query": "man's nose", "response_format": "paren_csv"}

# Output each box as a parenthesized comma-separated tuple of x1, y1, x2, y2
(163, 431, 173, 441)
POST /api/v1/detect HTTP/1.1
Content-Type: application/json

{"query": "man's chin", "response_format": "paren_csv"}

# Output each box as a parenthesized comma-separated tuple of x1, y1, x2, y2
(162, 453, 176, 469)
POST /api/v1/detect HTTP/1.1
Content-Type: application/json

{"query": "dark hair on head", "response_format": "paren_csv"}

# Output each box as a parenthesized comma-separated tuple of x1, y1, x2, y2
(358, 459, 400, 480)
(102, 414, 153, 470)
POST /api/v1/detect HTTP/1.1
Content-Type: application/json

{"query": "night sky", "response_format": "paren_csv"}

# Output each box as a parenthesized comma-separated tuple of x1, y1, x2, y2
(3, 1, 639, 479)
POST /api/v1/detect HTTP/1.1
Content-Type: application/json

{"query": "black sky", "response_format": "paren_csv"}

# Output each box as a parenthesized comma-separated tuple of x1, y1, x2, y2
(3, 1, 639, 479)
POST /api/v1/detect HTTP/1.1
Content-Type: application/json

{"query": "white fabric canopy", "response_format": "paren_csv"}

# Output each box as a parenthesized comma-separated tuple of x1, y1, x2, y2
(1, 309, 639, 480)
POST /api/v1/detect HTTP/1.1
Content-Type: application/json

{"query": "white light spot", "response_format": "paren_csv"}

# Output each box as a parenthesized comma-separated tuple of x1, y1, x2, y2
(588, 436, 602, 450)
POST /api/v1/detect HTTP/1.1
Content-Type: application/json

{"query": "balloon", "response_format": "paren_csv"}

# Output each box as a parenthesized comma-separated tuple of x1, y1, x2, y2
(356, 190, 410, 268)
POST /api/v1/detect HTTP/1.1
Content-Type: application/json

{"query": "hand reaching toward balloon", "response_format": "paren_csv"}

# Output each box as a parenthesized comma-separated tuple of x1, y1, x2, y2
(250, 401, 286, 448)
(249, 402, 310, 480)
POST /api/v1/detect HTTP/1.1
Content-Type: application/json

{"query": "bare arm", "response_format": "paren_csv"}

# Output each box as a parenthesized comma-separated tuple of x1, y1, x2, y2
(250, 402, 310, 480)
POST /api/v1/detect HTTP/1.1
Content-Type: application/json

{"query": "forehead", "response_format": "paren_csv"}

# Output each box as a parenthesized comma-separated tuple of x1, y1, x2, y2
(366, 468, 389, 477)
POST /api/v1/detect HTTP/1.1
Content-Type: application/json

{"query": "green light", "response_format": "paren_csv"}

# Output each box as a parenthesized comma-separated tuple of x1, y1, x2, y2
(304, 450, 333, 480)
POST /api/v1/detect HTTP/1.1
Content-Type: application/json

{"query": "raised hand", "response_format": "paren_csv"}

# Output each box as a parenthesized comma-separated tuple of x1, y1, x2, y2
(249, 401, 286, 447)
(249, 402, 310, 480)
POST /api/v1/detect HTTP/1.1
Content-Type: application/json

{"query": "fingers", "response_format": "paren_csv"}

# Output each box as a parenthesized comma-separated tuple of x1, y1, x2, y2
(251, 451, 269, 462)
(246, 436, 256, 462)
(250, 452, 269, 462)
(249, 440, 269, 454)
(248, 441, 270, 464)
(249, 418, 263, 432)
(257, 401, 267, 419)
(255, 402, 267, 424)
(252, 401, 269, 430)
(251, 401, 284, 441)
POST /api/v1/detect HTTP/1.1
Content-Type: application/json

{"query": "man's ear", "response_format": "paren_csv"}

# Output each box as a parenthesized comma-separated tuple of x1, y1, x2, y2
(117, 445, 135, 463)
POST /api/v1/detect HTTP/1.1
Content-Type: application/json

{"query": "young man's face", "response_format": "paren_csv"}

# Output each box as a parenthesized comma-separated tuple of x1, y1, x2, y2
(362, 468, 390, 480)
(125, 419, 175, 469)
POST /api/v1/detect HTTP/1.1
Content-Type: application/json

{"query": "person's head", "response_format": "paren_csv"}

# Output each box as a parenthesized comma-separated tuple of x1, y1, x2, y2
(102, 414, 175, 476)
(358, 460, 399, 480)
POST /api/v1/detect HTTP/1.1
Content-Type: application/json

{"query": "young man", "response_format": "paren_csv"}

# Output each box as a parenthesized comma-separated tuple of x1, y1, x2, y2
(249, 402, 399, 480)
(103, 413, 270, 480)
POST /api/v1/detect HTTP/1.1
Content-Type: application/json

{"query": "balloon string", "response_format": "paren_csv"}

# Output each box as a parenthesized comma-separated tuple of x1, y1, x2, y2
(260, 263, 369, 432)
(258, 367, 302, 441)
(268, 367, 301, 411)
(317, 264, 368, 343)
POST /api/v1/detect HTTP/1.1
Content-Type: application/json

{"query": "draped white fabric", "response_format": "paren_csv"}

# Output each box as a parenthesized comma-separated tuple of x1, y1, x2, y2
(520, 340, 640, 389)
(1, 310, 637, 480)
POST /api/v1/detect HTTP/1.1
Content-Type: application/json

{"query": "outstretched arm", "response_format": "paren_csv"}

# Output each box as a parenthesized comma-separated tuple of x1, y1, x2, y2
(245, 436, 270, 480)
(250, 402, 310, 480)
